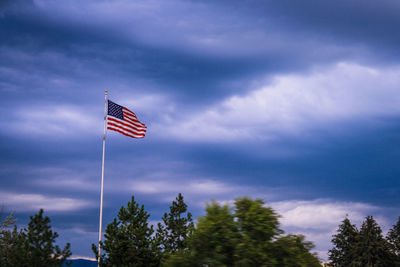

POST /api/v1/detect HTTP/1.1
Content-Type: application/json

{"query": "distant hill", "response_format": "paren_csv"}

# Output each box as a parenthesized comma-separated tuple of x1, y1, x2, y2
(64, 259, 97, 267)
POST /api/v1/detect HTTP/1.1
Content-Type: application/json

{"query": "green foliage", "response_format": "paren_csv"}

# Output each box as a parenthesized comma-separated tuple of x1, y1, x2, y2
(92, 196, 160, 267)
(161, 249, 194, 267)
(273, 234, 321, 267)
(156, 193, 194, 258)
(0, 208, 18, 265)
(0, 208, 16, 230)
(26, 209, 72, 267)
(329, 215, 400, 267)
(234, 197, 282, 266)
(0, 209, 71, 267)
(188, 201, 239, 266)
(352, 216, 397, 267)
(329, 217, 359, 266)
(164, 200, 239, 267)
(0, 226, 26, 266)
(388, 216, 400, 255)
(165, 197, 320, 267)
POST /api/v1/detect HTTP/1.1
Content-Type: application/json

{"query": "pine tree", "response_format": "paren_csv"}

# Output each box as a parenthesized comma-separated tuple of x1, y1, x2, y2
(25, 209, 72, 267)
(328, 216, 359, 267)
(352, 216, 397, 267)
(388, 216, 400, 255)
(1, 209, 71, 267)
(92, 196, 160, 267)
(0, 208, 18, 265)
(0, 208, 16, 230)
(0, 226, 26, 267)
(156, 193, 194, 257)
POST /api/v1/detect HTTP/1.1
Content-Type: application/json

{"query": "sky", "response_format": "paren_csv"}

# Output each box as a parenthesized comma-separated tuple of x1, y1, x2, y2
(1, 0, 400, 261)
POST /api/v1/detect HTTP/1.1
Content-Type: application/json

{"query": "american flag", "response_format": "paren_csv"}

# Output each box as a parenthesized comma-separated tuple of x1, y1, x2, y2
(107, 100, 147, 138)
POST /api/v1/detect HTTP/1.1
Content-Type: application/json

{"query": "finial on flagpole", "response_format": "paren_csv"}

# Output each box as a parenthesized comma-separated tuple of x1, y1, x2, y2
(105, 89, 108, 93)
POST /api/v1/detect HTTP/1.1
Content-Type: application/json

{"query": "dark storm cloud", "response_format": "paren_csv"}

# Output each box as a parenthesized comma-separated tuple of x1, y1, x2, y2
(3, 115, 398, 209)
(269, 0, 400, 52)
(212, 0, 400, 60)
(0, 11, 275, 106)
(1, 0, 384, 107)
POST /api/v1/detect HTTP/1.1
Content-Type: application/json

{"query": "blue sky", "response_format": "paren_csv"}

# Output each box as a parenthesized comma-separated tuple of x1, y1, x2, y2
(1, 0, 400, 261)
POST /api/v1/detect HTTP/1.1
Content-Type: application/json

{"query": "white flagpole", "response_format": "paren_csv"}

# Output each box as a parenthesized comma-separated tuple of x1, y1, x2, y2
(98, 90, 108, 267)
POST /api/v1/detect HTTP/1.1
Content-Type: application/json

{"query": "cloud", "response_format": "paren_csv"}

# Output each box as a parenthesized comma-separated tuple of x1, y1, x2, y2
(0, 192, 95, 211)
(262, 0, 400, 56)
(156, 62, 400, 142)
(3, 0, 380, 109)
(21, 0, 356, 60)
(33, 167, 98, 191)
(129, 179, 246, 208)
(269, 198, 395, 261)
(125, 176, 281, 209)
(131, 179, 237, 195)
(3, 105, 101, 138)
(29, 0, 277, 57)
(271, 199, 382, 230)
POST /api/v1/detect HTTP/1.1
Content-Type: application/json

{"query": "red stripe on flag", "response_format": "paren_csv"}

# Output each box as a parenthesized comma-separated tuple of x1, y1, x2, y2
(107, 117, 146, 132)
(107, 126, 145, 138)
(123, 112, 146, 128)
(122, 107, 138, 118)
(107, 121, 146, 136)
(123, 115, 146, 127)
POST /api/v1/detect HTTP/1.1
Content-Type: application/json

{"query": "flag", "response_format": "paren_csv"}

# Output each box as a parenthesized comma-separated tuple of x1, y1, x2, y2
(107, 100, 147, 138)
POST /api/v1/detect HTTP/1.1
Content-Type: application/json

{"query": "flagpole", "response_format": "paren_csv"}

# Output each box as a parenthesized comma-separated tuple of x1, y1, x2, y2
(98, 90, 108, 267)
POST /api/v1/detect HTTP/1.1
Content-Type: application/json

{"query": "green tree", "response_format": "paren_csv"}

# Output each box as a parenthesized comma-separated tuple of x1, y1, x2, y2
(234, 197, 282, 266)
(165, 201, 239, 267)
(0, 208, 16, 230)
(328, 216, 359, 267)
(0, 209, 71, 267)
(352, 216, 397, 267)
(0, 207, 18, 265)
(191, 201, 239, 266)
(166, 197, 320, 267)
(92, 196, 160, 267)
(0, 226, 27, 267)
(25, 209, 71, 267)
(156, 193, 194, 258)
(387, 216, 400, 256)
(273, 234, 321, 267)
